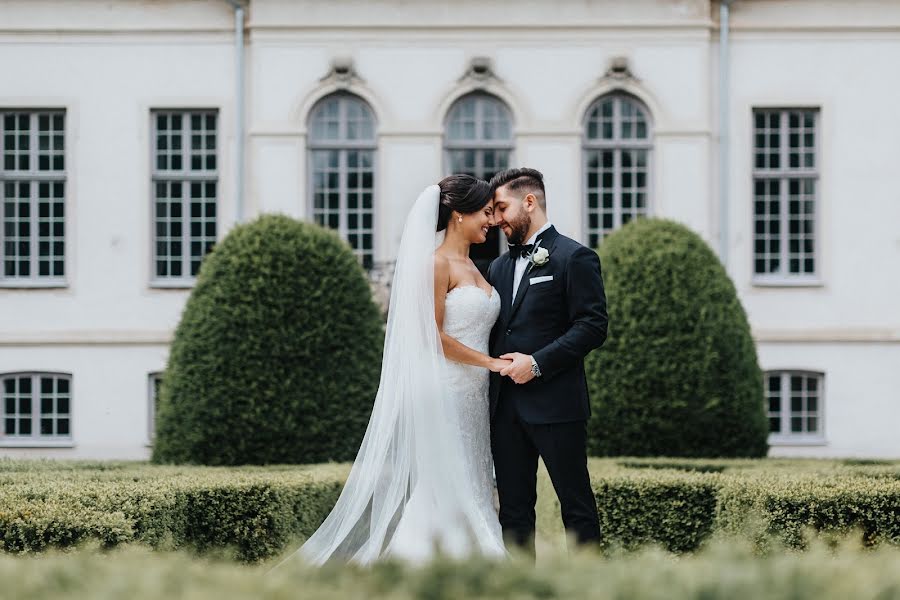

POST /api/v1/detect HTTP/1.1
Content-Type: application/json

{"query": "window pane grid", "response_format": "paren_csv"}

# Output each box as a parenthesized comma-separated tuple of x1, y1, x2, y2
(753, 109, 818, 278)
(2, 373, 71, 440)
(447, 149, 511, 181)
(152, 110, 218, 281)
(310, 96, 376, 146)
(443, 94, 514, 266)
(309, 95, 377, 269)
(584, 95, 651, 247)
(1, 111, 66, 283)
(188, 180, 217, 276)
(445, 95, 514, 148)
(766, 373, 782, 434)
(444, 95, 514, 179)
(766, 371, 823, 438)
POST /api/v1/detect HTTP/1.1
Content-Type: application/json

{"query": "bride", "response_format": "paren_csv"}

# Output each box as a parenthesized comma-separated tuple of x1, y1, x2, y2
(274, 175, 511, 567)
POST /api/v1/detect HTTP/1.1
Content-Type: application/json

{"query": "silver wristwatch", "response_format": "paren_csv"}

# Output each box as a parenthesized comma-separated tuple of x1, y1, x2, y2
(530, 356, 542, 378)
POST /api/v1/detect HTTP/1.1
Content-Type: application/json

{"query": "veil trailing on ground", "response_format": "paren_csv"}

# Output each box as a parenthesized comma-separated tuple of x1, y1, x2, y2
(273, 185, 506, 568)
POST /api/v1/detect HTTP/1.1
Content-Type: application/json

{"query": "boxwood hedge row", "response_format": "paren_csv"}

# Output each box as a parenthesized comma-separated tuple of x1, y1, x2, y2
(2, 459, 898, 561)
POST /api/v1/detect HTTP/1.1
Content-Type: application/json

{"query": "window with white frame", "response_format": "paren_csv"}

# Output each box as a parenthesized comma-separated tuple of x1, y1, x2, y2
(152, 110, 218, 283)
(1, 110, 66, 285)
(583, 94, 652, 249)
(148, 372, 162, 441)
(766, 371, 824, 440)
(1, 372, 71, 442)
(308, 94, 376, 270)
(444, 93, 514, 267)
(444, 93, 514, 180)
(752, 109, 819, 280)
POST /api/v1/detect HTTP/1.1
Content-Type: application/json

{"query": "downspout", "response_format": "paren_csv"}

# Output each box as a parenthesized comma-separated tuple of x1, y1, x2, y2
(225, 1, 246, 223)
(718, 0, 733, 267)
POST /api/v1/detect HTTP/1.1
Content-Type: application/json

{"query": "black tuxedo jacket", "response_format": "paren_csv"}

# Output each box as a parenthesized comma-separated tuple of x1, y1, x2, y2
(487, 226, 608, 424)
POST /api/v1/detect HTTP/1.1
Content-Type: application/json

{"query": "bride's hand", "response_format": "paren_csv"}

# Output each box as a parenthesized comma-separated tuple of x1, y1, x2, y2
(488, 358, 514, 373)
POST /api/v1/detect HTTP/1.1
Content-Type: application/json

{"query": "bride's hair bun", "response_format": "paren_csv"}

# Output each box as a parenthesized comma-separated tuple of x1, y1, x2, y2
(436, 174, 492, 232)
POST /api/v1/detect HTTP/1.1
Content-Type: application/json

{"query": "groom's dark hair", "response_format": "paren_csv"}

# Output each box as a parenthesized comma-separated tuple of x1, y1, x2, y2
(489, 168, 546, 210)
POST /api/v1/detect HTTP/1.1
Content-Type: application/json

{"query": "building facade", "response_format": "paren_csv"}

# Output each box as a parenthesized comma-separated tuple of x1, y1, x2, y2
(1, 0, 898, 459)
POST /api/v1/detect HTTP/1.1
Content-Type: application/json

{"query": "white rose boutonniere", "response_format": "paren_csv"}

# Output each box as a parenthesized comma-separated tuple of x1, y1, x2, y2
(531, 247, 550, 267)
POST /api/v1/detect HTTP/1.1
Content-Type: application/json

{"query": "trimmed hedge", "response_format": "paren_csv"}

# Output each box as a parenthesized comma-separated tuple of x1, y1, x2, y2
(6, 540, 900, 600)
(595, 470, 720, 552)
(153, 215, 384, 465)
(716, 472, 900, 550)
(0, 462, 349, 562)
(2, 459, 900, 561)
(586, 218, 769, 457)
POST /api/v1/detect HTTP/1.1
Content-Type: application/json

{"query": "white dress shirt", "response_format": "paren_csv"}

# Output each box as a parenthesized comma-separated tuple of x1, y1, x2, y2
(512, 222, 553, 300)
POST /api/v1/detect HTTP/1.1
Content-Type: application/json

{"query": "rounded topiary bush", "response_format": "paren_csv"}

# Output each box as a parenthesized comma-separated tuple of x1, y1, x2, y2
(152, 214, 383, 465)
(585, 218, 768, 458)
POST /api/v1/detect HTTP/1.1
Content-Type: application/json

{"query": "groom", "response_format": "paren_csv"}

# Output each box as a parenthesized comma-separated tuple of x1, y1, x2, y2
(486, 167, 608, 557)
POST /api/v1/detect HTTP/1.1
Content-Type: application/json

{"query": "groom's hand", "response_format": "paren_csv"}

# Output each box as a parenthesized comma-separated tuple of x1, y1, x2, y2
(499, 353, 535, 384)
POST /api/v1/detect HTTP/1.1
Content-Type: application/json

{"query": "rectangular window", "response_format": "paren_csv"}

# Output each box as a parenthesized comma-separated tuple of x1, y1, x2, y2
(752, 109, 818, 282)
(1, 110, 66, 286)
(310, 149, 375, 269)
(151, 110, 218, 284)
(1, 373, 71, 443)
(584, 148, 649, 249)
(766, 371, 824, 443)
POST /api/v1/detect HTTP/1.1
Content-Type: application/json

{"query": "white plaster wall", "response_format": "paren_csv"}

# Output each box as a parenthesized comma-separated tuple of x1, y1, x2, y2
(716, 1, 900, 457)
(727, 36, 900, 333)
(0, 36, 236, 338)
(248, 28, 712, 249)
(759, 342, 900, 458)
(0, 345, 164, 459)
(1, 0, 898, 459)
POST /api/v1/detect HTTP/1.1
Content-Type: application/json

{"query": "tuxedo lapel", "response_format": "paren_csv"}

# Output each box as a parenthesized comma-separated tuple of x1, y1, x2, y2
(507, 226, 561, 324)
(509, 262, 532, 318)
(499, 252, 516, 322)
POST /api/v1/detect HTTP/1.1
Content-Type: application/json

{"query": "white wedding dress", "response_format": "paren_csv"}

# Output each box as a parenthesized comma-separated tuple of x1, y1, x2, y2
(441, 286, 503, 538)
(271, 185, 506, 569)
(383, 285, 504, 560)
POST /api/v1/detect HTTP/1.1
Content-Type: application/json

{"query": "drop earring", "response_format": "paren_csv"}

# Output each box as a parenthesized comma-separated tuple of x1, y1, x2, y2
(457, 216, 462, 223)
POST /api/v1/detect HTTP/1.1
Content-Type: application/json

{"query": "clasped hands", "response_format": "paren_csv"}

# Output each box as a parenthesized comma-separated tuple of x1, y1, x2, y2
(488, 352, 535, 384)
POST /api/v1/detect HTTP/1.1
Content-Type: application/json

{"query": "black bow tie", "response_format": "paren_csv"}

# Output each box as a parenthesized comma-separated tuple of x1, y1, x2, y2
(509, 243, 535, 259)
(509, 231, 549, 258)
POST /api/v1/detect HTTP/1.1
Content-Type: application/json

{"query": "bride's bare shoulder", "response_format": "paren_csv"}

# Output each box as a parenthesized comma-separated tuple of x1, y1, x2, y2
(433, 252, 450, 281)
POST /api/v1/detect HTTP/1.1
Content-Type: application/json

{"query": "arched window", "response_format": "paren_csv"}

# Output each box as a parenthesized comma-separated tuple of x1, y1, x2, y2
(308, 94, 377, 269)
(444, 93, 514, 269)
(583, 93, 652, 248)
(1, 372, 71, 441)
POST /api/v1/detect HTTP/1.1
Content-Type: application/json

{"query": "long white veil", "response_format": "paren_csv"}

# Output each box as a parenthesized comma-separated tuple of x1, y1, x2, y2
(274, 185, 506, 567)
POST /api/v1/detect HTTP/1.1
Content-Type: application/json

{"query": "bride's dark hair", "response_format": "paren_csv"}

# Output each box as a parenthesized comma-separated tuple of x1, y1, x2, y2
(436, 174, 492, 232)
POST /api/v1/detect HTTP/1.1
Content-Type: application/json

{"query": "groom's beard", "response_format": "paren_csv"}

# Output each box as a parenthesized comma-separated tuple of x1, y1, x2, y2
(505, 213, 532, 245)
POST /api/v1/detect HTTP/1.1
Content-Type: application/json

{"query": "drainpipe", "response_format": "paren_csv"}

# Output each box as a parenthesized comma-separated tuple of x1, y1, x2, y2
(718, 0, 734, 268)
(225, 1, 246, 223)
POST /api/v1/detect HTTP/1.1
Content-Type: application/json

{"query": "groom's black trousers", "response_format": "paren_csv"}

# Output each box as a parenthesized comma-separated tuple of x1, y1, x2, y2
(491, 392, 601, 557)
